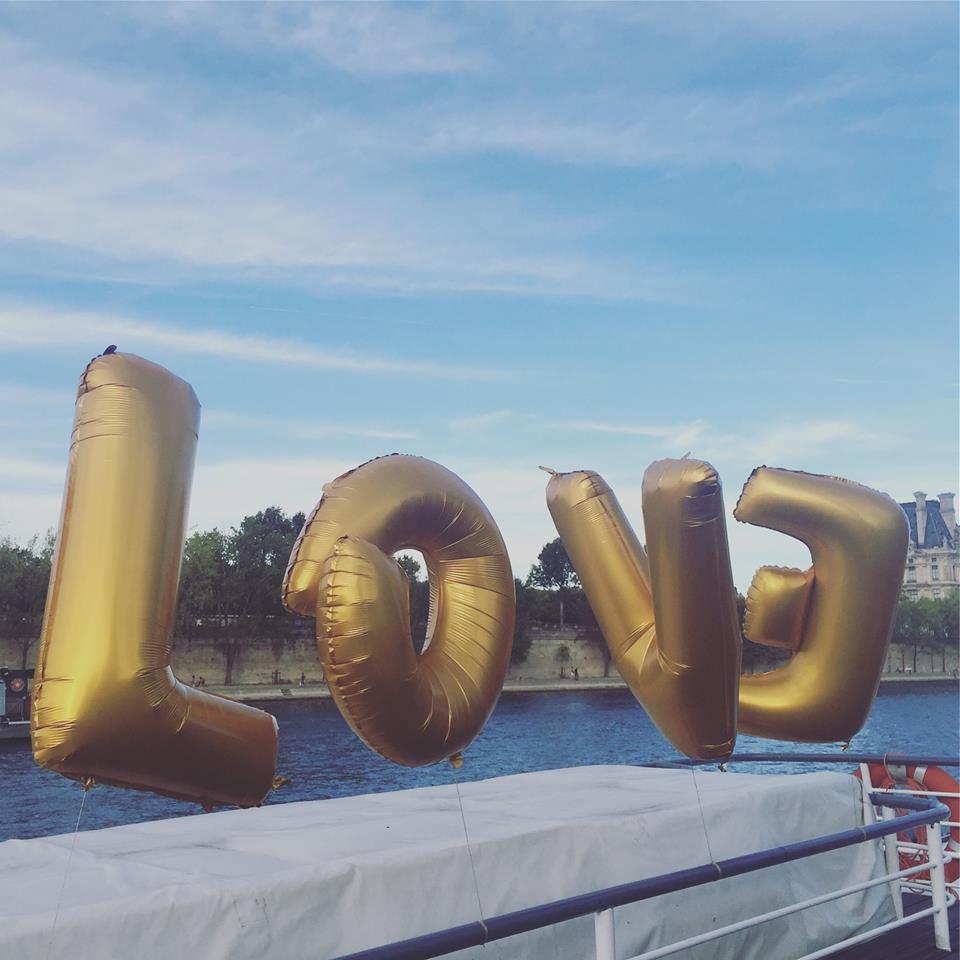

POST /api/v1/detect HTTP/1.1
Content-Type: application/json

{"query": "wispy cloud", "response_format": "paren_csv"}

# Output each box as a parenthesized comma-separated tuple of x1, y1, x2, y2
(447, 410, 514, 431)
(0, 304, 511, 380)
(546, 418, 707, 450)
(204, 410, 416, 441)
(0, 455, 64, 484)
(702, 419, 891, 464)
(131, 4, 483, 76)
(0, 382, 74, 407)
(0, 30, 691, 301)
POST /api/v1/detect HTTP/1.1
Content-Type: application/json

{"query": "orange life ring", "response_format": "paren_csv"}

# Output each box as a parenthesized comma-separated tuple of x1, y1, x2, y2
(857, 762, 959, 885)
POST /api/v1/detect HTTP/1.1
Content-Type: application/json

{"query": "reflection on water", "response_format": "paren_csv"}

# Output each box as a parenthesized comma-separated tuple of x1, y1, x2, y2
(2, 684, 957, 841)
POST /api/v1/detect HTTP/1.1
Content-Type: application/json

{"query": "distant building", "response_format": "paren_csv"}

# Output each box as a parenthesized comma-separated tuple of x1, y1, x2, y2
(900, 492, 959, 600)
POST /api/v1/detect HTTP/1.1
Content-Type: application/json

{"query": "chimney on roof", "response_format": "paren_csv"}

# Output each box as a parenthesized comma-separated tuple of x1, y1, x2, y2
(914, 492, 928, 546)
(939, 493, 956, 538)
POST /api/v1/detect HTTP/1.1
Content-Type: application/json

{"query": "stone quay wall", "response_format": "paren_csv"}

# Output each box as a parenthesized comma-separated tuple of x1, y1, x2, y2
(2, 632, 957, 686)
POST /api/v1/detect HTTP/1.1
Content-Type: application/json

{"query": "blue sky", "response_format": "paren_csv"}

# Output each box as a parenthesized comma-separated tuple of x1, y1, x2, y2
(0, 2, 956, 589)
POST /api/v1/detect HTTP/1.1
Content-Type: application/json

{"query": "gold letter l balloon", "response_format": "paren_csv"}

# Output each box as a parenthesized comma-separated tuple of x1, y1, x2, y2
(32, 353, 278, 808)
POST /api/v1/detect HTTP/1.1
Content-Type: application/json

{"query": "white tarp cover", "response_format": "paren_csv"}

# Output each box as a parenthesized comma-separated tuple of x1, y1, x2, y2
(0, 766, 893, 960)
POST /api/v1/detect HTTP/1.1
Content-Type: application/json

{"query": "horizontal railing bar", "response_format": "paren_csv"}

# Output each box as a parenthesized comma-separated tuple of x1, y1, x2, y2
(871, 788, 960, 798)
(622, 859, 937, 960)
(897, 841, 957, 859)
(331, 798, 949, 960)
(868, 793, 944, 812)
(791, 907, 939, 960)
(644, 752, 960, 768)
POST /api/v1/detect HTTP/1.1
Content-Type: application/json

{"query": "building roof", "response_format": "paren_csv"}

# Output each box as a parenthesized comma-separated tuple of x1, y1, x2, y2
(899, 499, 956, 550)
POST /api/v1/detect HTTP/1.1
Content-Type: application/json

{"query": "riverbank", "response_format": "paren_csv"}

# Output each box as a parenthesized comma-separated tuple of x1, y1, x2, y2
(207, 673, 957, 704)
(206, 676, 629, 702)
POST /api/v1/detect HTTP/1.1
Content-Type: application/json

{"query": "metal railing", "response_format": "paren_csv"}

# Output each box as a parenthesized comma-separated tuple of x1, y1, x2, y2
(854, 757, 959, 921)
(331, 754, 957, 960)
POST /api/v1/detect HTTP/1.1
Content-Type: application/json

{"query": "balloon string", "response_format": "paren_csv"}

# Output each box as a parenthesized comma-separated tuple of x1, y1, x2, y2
(45, 783, 90, 960)
(453, 780, 489, 942)
(690, 768, 717, 867)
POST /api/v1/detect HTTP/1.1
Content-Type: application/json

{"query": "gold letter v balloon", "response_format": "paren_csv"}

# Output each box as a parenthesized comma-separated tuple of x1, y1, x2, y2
(31, 353, 278, 807)
(545, 459, 908, 759)
(282, 455, 515, 766)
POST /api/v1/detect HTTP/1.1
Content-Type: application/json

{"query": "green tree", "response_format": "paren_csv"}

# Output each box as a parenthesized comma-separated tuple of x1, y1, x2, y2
(526, 538, 579, 627)
(396, 554, 430, 653)
(396, 555, 421, 582)
(512, 578, 533, 664)
(891, 591, 960, 674)
(174, 507, 305, 683)
(931, 589, 959, 671)
(176, 529, 231, 640)
(223, 507, 304, 682)
(0, 533, 54, 668)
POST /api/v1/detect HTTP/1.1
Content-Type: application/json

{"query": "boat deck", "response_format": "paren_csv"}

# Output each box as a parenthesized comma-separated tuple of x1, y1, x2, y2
(835, 894, 958, 959)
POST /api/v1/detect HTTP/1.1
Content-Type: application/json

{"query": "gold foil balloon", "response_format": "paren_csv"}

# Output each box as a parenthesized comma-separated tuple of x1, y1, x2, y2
(545, 459, 741, 760)
(736, 467, 908, 742)
(32, 353, 278, 808)
(283, 455, 514, 766)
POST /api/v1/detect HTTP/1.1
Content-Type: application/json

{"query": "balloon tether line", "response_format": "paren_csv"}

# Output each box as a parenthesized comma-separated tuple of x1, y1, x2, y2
(45, 780, 91, 960)
(690, 768, 718, 867)
(453, 777, 489, 945)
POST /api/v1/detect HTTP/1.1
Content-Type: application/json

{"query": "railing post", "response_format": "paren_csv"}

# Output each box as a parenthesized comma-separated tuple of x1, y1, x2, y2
(925, 821, 951, 951)
(860, 762, 904, 920)
(594, 907, 616, 960)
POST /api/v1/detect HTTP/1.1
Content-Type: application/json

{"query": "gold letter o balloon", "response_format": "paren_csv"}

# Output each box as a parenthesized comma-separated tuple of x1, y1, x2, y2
(283, 455, 515, 766)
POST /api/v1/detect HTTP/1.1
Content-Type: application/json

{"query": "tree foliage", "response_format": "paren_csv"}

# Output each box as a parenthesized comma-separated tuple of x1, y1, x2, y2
(891, 590, 959, 671)
(175, 507, 305, 681)
(0, 534, 54, 667)
(3, 522, 957, 683)
(526, 538, 579, 596)
(396, 553, 431, 654)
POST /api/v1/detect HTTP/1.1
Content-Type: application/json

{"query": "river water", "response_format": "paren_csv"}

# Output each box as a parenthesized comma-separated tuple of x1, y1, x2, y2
(2, 683, 957, 841)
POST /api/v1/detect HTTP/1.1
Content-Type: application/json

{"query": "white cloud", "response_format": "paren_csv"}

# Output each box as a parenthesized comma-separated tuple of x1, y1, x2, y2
(447, 410, 514, 431)
(130, 4, 483, 76)
(0, 382, 74, 407)
(546, 418, 706, 450)
(0, 304, 510, 380)
(0, 492, 62, 543)
(701, 419, 890, 466)
(2, 4, 944, 302)
(188, 456, 350, 532)
(204, 410, 416, 441)
(0, 31, 691, 301)
(0, 455, 65, 484)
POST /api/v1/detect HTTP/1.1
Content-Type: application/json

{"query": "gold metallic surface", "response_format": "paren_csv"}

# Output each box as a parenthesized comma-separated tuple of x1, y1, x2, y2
(545, 459, 741, 760)
(31, 353, 278, 808)
(736, 468, 908, 742)
(283, 455, 515, 766)
(742, 566, 813, 651)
